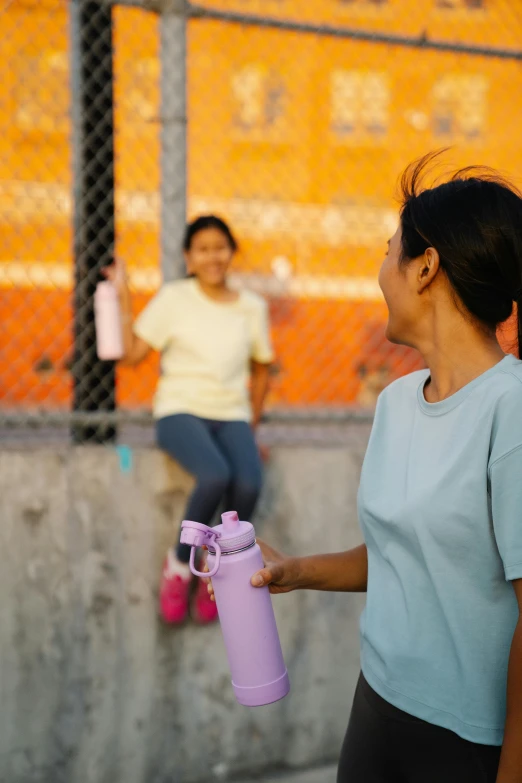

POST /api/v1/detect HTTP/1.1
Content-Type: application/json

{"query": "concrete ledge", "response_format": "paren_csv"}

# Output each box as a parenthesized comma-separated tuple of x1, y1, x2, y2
(0, 431, 369, 783)
(234, 764, 337, 783)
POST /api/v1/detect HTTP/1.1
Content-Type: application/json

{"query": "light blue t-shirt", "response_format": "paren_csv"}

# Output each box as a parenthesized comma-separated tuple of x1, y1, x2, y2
(359, 353, 522, 746)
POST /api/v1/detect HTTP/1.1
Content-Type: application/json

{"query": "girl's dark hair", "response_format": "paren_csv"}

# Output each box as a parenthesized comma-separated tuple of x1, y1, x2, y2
(399, 150, 522, 357)
(183, 215, 238, 253)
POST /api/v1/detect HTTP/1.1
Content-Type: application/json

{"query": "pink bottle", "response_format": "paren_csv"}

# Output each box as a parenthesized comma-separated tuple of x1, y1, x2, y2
(94, 280, 124, 361)
(181, 511, 290, 707)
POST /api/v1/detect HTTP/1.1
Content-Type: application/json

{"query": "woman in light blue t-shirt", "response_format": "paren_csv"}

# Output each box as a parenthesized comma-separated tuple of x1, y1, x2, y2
(210, 153, 522, 782)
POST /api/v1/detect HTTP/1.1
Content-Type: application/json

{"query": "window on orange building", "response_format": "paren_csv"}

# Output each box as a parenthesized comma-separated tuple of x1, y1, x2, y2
(435, 0, 484, 8)
(120, 58, 159, 127)
(338, 0, 387, 5)
(14, 50, 69, 134)
(330, 70, 389, 138)
(432, 75, 487, 140)
(231, 64, 285, 134)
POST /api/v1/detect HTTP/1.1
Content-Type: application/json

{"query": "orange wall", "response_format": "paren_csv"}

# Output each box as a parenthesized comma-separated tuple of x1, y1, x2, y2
(1, 1, 521, 409)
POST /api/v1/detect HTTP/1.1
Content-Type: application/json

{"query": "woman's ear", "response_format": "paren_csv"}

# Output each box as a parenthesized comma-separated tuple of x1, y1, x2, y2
(184, 251, 193, 276)
(417, 247, 440, 294)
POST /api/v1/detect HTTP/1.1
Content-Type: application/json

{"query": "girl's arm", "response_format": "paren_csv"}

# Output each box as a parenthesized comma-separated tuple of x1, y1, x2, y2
(250, 360, 271, 429)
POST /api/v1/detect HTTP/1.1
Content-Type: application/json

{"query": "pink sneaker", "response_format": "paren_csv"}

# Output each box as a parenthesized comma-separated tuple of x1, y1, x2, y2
(190, 577, 219, 624)
(159, 552, 191, 624)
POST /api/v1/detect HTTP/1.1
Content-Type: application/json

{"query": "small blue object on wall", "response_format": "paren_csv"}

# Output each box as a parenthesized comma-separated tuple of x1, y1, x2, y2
(116, 445, 133, 474)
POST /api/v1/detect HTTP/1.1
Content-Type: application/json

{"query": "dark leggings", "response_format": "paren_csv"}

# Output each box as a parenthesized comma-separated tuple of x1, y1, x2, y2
(338, 674, 501, 783)
(157, 414, 263, 563)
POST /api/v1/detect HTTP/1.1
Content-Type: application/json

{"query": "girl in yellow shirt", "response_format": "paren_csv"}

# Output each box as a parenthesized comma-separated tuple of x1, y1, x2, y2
(106, 216, 274, 624)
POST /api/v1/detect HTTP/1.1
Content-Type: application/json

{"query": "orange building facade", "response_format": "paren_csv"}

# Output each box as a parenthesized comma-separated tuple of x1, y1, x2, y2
(1, 0, 521, 411)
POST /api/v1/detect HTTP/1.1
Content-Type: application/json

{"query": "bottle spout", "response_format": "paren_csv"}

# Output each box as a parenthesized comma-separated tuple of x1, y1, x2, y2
(221, 510, 240, 533)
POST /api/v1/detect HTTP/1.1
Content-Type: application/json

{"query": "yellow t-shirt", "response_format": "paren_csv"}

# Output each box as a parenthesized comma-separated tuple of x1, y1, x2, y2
(133, 278, 274, 421)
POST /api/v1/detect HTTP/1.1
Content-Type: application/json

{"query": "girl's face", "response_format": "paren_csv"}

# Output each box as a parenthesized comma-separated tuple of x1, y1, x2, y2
(185, 228, 234, 287)
(378, 224, 424, 347)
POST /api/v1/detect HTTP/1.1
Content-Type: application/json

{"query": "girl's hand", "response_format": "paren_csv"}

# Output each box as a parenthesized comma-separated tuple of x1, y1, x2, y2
(258, 443, 270, 463)
(205, 538, 300, 600)
(102, 257, 128, 296)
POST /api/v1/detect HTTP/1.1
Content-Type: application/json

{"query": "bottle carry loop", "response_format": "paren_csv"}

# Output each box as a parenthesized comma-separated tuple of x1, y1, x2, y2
(190, 536, 222, 578)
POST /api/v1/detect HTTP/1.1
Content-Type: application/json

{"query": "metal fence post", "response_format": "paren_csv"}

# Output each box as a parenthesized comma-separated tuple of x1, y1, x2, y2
(70, 0, 117, 444)
(160, 0, 188, 281)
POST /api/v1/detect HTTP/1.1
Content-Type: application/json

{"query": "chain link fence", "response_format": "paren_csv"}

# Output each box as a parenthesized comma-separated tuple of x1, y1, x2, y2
(1, 0, 521, 439)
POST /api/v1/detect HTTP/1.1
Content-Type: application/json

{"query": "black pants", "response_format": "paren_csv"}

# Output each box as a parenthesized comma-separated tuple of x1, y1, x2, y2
(338, 674, 501, 783)
(156, 414, 263, 563)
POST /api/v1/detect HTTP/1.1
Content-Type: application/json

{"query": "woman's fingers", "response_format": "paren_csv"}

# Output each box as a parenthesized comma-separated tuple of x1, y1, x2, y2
(251, 563, 284, 588)
(203, 562, 216, 601)
(251, 568, 272, 587)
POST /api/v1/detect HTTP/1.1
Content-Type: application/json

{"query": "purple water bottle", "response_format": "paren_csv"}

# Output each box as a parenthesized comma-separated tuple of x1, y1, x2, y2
(180, 511, 290, 707)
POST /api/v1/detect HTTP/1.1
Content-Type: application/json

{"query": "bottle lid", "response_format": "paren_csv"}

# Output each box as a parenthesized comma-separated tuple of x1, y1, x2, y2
(180, 520, 216, 548)
(212, 510, 255, 554)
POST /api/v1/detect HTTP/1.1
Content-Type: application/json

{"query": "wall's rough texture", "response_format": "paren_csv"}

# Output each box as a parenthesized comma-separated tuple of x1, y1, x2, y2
(0, 428, 370, 783)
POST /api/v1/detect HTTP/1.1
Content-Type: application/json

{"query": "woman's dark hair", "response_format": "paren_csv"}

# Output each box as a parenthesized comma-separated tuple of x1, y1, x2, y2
(399, 150, 522, 357)
(183, 215, 238, 253)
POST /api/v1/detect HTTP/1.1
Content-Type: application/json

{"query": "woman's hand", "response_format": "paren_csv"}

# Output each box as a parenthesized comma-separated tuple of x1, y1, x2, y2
(205, 538, 301, 600)
(250, 539, 300, 593)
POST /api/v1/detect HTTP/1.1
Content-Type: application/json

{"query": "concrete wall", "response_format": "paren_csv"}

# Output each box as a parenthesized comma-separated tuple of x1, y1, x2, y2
(0, 424, 371, 783)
